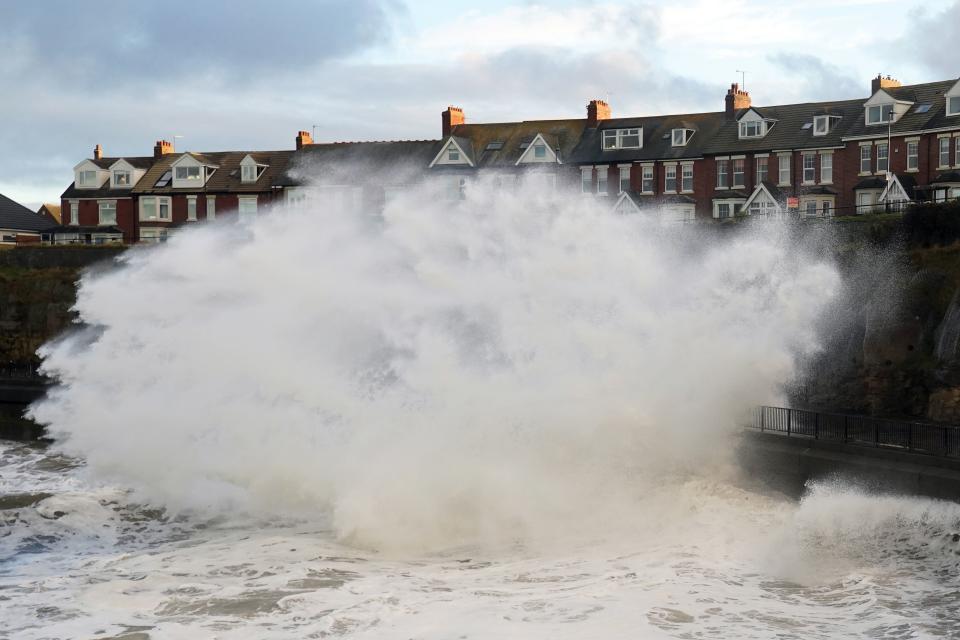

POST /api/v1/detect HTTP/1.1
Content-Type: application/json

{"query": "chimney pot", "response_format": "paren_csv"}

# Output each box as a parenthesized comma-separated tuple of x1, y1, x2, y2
(296, 130, 313, 150)
(586, 99, 612, 127)
(442, 106, 465, 137)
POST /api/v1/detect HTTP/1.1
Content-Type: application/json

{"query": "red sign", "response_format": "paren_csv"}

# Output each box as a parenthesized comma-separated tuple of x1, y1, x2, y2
(787, 197, 800, 209)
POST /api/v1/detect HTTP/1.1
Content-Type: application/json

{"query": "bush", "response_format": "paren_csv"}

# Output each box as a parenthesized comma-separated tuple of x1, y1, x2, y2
(903, 200, 960, 247)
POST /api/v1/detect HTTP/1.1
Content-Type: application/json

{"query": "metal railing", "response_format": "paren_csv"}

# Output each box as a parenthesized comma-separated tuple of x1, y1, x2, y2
(750, 406, 960, 459)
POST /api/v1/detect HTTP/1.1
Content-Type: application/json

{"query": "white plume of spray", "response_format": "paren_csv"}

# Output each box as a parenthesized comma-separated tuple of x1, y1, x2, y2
(30, 173, 840, 552)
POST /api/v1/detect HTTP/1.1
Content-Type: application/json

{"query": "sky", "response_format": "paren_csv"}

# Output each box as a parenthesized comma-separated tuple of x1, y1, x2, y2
(1, 0, 958, 208)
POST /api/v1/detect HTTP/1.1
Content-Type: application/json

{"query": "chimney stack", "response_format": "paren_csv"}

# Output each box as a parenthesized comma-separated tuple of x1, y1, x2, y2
(725, 83, 751, 118)
(587, 99, 611, 127)
(442, 106, 465, 137)
(153, 140, 174, 159)
(93, 144, 103, 160)
(296, 130, 313, 150)
(871, 74, 902, 95)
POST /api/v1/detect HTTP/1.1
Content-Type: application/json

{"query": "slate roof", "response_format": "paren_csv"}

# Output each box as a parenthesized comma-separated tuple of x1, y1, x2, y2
(570, 111, 725, 164)
(0, 192, 58, 232)
(703, 99, 863, 154)
(62, 156, 158, 199)
(277, 141, 440, 187)
(133, 150, 294, 194)
(842, 79, 960, 138)
(442, 119, 587, 168)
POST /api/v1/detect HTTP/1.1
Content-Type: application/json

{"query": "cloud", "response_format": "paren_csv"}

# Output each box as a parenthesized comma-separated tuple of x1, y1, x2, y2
(897, 1, 960, 78)
(766, 53, 863, 101)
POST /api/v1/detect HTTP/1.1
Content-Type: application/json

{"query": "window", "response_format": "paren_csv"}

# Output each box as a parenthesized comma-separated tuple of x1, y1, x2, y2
(716, 203, 731, 219)
(672, 129, 691, 146)
(97, 201, 116, 226)
(948, 96, 960, 116)
(602, 128, 642, 150)
(813, 116, 830, 136)
(739, 120, 764, 138)
(533, 144, 546, 159)
(597, 167, 608, 195)
(756, 157, 768, 184)
(732, 159, 744, 188)
(238, 196, 258, 222)
(907, 141, 919, 171)
(447, 147, 460, 162)
(956, 137, 960, 167)
(207, 196, 216, 220)
(175, 166, 201, 181)
(805, 201, 817, 217)
(78, 170, 98, 187)
(139, 228, 169, 244)
(665, 165, 677, 192)
(581, 167, 592, 194)
(716, 159, 729, 188)
(876, 143, 888, 173)
(803, 154, 816, 183)
(822, 201, 832, 217)
(778, 155, 790, 185)
(681, 164, 693, 192)
(867, 104, 894, 125)
(241, 164, 258, 182)
(113, 170, 131, 187)
(69, 201, 78, 225)
(860, 145, 872, 173)
(641, 165, 654, 193)
(821, 153, 833, 183)
(619, 166, 630, 194)
(140, 196, 172, 221)
(940, 138, 951, 168)
(447, 177, 467, 200)
(187, 197, 197, 221)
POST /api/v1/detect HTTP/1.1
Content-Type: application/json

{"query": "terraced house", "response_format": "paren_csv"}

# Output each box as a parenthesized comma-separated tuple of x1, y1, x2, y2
(53, 73, 960, 245)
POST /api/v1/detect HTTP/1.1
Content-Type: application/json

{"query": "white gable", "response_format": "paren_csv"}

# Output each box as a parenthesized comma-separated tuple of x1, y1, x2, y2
(612, 192, 640, 215)
(879, 175, 911, 203)
(515, 134, 559, 165)
(429, 138, 473, 168)
(73, 159, 101, 172)
(948, 79, 960, 97)
(742, 183, 783, 214)
(737, 108, 765, 123)
(864, 89, 897, 107)
(108, 159, 135, 172)
(171, 154, 203, 168)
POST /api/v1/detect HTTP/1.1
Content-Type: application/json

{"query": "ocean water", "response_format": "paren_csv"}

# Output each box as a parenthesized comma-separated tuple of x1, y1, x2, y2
(7, 182, 958, 637)
(4, 439, 960, 639)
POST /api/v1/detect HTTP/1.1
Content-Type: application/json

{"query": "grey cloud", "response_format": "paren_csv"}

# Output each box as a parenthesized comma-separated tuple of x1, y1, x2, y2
(766, 53, 863, 100)
(0, 0, 402, 87)
(898, 1, 960, 78)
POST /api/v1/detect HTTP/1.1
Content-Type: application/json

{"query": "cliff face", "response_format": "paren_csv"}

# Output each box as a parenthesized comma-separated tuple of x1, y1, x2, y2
(0, 247, 124, 368)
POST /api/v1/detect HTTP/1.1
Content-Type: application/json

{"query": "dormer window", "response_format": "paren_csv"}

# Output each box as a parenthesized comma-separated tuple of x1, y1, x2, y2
(534, 144, 546, 158)
(175, 166, 202, 181)
(672, 129, 693, 146)
(113, 170, 131, 186)
(602, 128, 642, 150)
(867, 104, 893, 125)
(813, 116, 831, 136)
(448, 147, 460, 161)
(77, 170, 98, 187)
(949, 96, 960, 117)
(739, 120, 765, 138)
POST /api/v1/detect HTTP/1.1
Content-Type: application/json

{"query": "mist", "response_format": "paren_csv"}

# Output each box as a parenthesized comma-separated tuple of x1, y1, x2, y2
(29, 173, 840, 552)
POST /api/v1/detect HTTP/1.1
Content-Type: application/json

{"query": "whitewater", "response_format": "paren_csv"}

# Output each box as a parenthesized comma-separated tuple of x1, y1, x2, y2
(3, 178, 960, 638)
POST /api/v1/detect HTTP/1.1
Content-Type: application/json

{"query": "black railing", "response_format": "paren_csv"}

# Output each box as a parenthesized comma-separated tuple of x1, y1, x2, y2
(751, 406, 960, 459)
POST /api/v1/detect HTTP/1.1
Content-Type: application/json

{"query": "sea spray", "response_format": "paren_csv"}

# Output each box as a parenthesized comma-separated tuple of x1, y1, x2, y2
(30, 179, 840, 552)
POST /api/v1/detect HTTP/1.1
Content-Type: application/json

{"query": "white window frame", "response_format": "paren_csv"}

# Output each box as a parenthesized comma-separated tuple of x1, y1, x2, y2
(681, 163, 693, 193)
(948, 96, 960, 117)
(813, 116, 830, 136)
(533, 144, 546, 159)
(139, 228, 169, 244)
(956, 136, 960, 168)
(732, 158, 745, 188)
(672, 129, 691, 146)
(876, 143, 889, 174)
(820, 152, 833, 184)
(641, 164, 654, 194)
(778, 154, 790, 186)
(739, 120, 764, 139)
(77, 170, 98, 187)
(907, 141, 919, 171)
(69, 200, 79, 226)
(596, 166, 608, 195)
(716, 158, 729, 189)
(802, 153, 816, 184)
(755, 156, 768, 185)
(206, 196, 216, 220)
(602, 128, 642, 150)
(618, 165, 630, 194)
(241, 164, 258, 183)
(940, 137, 951, 168)
(867, 104, 893, 125)
(581, 167, 592, 194)
(112, 170, 132, 188)
(186, 196, 198, 221)
(139, 196, 172, 222)
(175, 166, 202, 181)
(664, 164, 677, 192)
(97, 200, 117, 226)
(860, 144, 872, 174)
(238, 196, 258, 222)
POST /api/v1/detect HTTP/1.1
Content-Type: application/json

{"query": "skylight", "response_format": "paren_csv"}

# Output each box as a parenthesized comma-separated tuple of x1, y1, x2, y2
(801, 122, 813, 130)
(485, 141, 504, 151)
(154, 170, 172, 187)
(915, 103, 932, 114)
